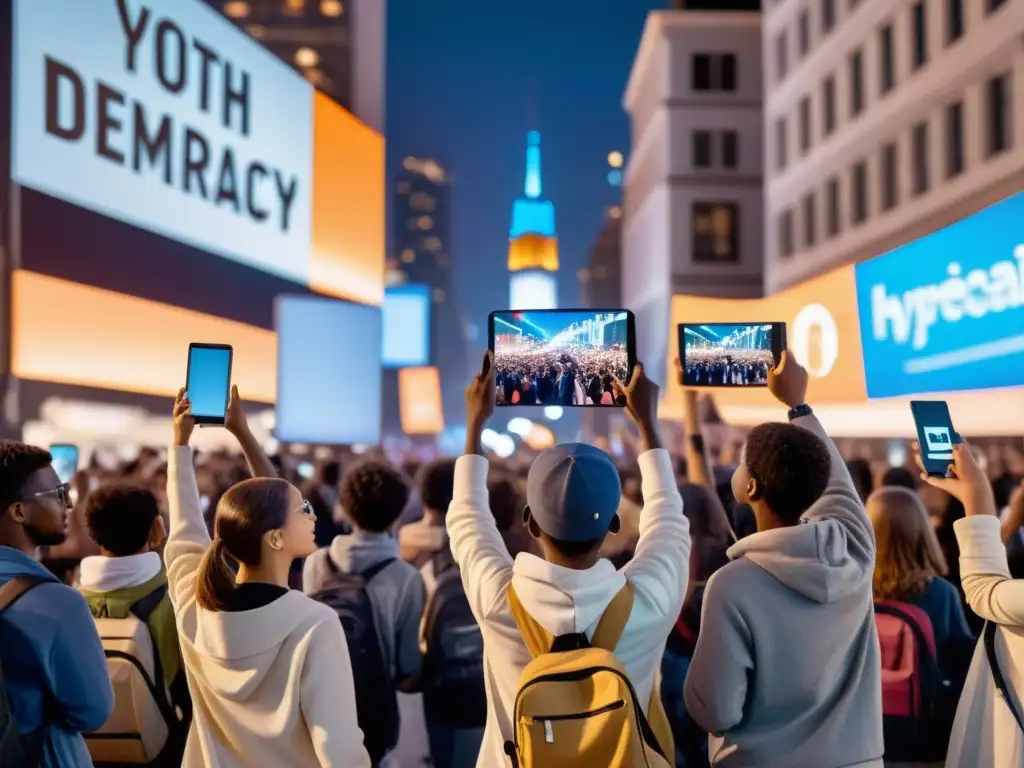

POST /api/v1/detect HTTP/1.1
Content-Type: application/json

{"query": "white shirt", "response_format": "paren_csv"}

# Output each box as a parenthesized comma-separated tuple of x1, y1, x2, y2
(446, 449, 689, 767)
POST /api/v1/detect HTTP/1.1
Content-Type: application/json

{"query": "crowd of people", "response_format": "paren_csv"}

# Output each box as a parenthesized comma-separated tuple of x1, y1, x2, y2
(0, 351, 1023, 768)
(494, 340, 629, 406)
(682, 348, 773, 387)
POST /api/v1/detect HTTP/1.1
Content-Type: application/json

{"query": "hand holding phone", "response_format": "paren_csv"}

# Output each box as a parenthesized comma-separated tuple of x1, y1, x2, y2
(185, 343, 233, 425)
(909, 400, 961, 477)
(911, 440, 996, 517)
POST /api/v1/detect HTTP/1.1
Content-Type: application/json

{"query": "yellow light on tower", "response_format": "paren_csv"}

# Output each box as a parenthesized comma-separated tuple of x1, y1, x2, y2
(607, 151, 624, 169)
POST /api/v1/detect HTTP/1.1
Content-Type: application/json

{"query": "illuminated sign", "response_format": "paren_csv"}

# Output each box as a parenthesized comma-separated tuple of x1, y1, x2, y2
(854, 193, 1024, 397)
(383, 284, 430, 368)
(13, 0, 313, 283)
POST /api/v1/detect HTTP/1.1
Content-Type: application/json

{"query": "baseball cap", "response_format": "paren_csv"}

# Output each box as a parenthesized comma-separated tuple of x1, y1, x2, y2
(526, 443, 622, 542)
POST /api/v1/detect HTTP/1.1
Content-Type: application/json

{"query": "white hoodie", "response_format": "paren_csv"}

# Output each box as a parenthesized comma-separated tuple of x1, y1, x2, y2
(165, 447, 371, 768)
(446, 448, 689, 767)
(684, 413, 883, 768)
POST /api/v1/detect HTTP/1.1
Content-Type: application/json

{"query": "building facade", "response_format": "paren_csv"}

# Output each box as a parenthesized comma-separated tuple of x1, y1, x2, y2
(211, 0, 385, 133)
(623, 9, 764, 378)
(765, 0, 1024, 293)
(508, 132, 560, 310)
(390, 157, 466, 425)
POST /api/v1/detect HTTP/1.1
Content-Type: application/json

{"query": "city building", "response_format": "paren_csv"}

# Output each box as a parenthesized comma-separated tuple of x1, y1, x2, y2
(211, 0, 385, 133)
(764, 0, 1024, 293)
(622, 8, 764, 378)
(508, 131, 560, 310)
(579, 206, 624, 309)
(390, 157, 465, 424)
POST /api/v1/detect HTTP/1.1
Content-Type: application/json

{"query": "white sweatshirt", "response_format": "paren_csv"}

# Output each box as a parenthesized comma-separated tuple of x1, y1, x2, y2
(446, 448, 689, 767)
(946, 515, 1024, 768)
(165, 447, 371, 768)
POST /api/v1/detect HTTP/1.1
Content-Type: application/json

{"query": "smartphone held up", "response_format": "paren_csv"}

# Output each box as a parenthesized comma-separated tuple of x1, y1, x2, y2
(678, 323, 786, 387)
(488, 309, 636, 407)
(910, 400, 962, 477)
(185, 343, 233, 426)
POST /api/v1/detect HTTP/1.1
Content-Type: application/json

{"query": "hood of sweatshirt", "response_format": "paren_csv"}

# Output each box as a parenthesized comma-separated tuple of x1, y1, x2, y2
(510, 552, 627, 637)
(188, 589, 333, 702)
(726, 516, 869, 604)
(0, 545, 60, 585)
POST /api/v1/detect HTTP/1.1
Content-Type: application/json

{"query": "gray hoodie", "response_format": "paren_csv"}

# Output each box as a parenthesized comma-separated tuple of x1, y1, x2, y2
(684, 414, 883, 768)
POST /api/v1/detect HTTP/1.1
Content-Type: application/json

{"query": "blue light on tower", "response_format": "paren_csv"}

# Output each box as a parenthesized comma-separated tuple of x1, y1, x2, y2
(509, 132, 557, 240)
(508, 131, 559, 310)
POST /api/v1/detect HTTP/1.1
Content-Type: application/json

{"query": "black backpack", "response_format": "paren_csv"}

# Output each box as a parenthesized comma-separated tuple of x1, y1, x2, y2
(0, 577, 45, 768)
(310, 557, 399, 764)
(421, 548, 486, 728)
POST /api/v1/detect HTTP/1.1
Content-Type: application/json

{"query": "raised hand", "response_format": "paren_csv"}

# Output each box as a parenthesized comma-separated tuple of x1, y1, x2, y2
(767, 350, 809, 409)
(173, 388, 196, 447)
(224, 385, 249, 437)
(913, 440, 995, 517)
(465, 350, 496, 431)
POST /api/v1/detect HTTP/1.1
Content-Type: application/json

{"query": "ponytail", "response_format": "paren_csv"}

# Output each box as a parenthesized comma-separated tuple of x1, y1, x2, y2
(196, 538, 236, 612)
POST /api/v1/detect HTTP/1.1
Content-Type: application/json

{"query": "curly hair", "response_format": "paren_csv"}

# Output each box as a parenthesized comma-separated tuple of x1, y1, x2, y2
(0, 440, 53, 505)
(84, 485, 161, 556)
(744, 422, 831, 523)
(340, 460, 410, 533)
(420, 459, 456, 515)
(868, 486, 947, 600)
(488, 475, 521, 531)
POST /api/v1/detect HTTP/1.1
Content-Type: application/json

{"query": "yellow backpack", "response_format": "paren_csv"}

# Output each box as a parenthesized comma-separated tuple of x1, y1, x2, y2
(503, 582, 674, 768)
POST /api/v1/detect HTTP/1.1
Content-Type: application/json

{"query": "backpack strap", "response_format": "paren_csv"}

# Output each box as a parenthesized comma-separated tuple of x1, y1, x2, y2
(129, 583, 169, 623)
(362, 557, 396, 582)
(128, 583, 179, 729)
(0, 577, 45, 615)
(984, 621, 1024, 732)
(507, 582, 634, 658)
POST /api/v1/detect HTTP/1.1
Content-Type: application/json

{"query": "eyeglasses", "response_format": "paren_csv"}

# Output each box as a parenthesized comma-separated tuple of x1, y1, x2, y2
(296, 499, 315, 517)
(23, 483, 72, 509)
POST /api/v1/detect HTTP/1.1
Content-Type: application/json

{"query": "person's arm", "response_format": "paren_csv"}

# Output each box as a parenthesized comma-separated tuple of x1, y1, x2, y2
(395, 572, 427, 693)
(449, 352, 515, 620)
(678, 378, 735, 542)
(225, 385, 276, 479)
(300, 616, 373, 768)
(619, 364, 690, 627)
(683, 571, 752, 734)
(46, 587, 115, 732)
(955, 515, 1024, 626)
(164, 390, 208, 616)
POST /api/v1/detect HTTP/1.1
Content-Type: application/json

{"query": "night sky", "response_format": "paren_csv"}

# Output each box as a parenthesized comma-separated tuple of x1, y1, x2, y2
(386, 0, 663, 339)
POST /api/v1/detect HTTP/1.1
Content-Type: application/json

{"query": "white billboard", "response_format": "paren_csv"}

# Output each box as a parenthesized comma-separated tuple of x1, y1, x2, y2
(12, 0, 314, 283)
(510, 270, 557, 310)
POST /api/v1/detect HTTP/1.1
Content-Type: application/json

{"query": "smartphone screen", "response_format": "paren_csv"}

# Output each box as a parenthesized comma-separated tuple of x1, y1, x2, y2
(186, 344, 233, 424)
(488, 309, 636, 407)
(678, 323, 785, 387)
(910, 401, 959, 476)
(50, 444, 79, 485)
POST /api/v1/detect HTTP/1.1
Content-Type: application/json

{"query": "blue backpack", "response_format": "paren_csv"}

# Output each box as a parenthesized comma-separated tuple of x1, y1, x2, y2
(0, 577, 45, 768)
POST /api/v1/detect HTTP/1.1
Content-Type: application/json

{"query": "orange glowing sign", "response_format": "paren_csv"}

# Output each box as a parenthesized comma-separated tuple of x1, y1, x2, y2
(398, 367, 445, 435)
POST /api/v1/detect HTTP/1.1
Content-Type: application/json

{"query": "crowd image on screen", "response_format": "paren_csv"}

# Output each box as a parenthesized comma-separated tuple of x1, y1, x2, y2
(683, 324, 774, 386)
(493, 311, 630, 406)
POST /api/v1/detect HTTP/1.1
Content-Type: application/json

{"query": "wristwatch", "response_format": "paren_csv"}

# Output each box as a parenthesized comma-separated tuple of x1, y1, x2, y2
(787, 404, 813, 421)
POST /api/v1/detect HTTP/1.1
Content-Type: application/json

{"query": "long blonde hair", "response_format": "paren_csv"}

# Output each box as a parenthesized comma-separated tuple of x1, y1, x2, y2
(868, 486, 948, 601)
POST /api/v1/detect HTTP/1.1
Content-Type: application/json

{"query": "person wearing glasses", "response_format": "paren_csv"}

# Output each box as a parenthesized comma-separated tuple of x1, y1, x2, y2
(165, 387, 371, 767)
(0, 440, 114, 767)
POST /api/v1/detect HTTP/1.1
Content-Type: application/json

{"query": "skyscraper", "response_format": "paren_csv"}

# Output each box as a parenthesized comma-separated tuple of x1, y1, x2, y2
(210, 0, 385, 133)
(391, 157, 465, 423)
(508, 132, 559, 310)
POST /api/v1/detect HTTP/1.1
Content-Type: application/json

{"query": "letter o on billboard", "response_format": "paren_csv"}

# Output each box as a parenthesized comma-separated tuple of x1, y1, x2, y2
(791, 304, 838, 378)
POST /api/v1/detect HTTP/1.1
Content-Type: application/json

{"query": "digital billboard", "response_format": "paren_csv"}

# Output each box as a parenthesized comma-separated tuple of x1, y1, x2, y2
(383, 284, 430, 368)
(855, 192, 1024, 398)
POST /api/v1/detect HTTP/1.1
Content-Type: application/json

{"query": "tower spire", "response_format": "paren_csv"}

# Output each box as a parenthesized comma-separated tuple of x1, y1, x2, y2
(525, 130, 542, 199)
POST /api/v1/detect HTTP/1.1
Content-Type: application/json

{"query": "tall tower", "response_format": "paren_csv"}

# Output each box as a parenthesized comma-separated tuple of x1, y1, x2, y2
(508, 132, 559, 309)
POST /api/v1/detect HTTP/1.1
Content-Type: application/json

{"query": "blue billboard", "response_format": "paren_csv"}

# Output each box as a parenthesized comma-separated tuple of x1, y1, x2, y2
(854, 193, 1024, 398)
(382, 284, 431, 368)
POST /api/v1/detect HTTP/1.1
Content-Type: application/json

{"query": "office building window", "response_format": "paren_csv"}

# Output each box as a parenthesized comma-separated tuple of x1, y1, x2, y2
(694, 131, 713, 168)
(693, 54, 737, 92)
(946, 100, 965, 177)
(849, 50, 864, 117)
(799, 10, 811, 58)
(987, 72, 1013, 157)
(775, 33, 788, 83)
(879, 23, 895, 94)
(826, 176, 841, 237)
(776, 117, 788, 171)
(802, 192, 818, 248)
(881, 142, 899, 211)
(722, 131, 739, 169)
(912, 121, 930, 196)
(799, 96, 812, 154)
(851, 160, 868, 225)
(779, 209, 795, 258)
(947, 0, 964, 43)
(912, 2, 928, 70)
(693, 203, 740, 262)
(822, 0, 836, 33)
(822, 75, 836, 136)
